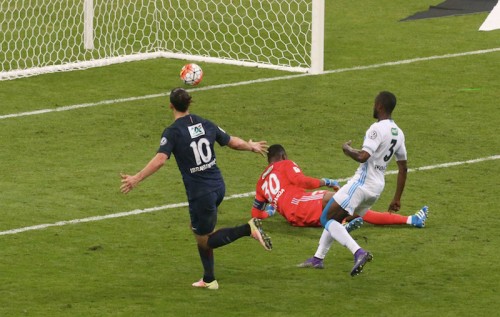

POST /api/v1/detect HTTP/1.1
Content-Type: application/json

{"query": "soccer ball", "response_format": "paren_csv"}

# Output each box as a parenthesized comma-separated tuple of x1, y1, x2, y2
(180, 63, 203, 86)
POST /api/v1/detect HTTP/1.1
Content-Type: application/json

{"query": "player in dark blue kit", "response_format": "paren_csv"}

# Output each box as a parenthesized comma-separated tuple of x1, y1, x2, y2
(120, 87, 271, 290)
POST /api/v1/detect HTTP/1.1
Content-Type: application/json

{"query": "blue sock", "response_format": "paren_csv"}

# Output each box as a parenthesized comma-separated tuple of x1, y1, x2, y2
(207, 224, 250, 249)
(197, 245, 215, 283)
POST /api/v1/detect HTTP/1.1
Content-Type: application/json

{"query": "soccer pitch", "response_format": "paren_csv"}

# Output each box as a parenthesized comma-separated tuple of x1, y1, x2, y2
(1, 1, 499, 316)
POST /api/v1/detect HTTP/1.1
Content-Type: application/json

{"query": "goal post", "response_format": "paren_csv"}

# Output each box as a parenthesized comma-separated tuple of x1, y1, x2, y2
(0, 0, 325, 81)
(310, 0, 325, 74)
(83, 0, 94, 50)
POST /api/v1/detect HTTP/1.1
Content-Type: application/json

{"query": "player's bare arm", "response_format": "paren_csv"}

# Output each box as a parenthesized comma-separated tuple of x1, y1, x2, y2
(120, 153, 168, 194)
(388, 160, 407, 212)
(342, 140, 371, 163)
(227, 136, 268, 156)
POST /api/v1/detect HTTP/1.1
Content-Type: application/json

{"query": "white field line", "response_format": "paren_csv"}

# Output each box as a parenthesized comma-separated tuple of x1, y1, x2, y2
(1, 47, 499, 121)
(1, 154, 498, 236)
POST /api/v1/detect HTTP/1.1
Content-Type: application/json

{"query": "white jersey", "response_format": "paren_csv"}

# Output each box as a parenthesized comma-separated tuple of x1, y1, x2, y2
(350, 119, 407, 195)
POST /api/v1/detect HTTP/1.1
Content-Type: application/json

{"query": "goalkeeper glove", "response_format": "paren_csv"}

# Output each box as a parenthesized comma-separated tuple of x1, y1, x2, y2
(322, 178, 339, 189)
(265, 204, 276, 217)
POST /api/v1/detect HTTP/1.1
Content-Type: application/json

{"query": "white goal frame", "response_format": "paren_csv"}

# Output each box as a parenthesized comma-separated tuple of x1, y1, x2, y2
(0, 0, 324, 81)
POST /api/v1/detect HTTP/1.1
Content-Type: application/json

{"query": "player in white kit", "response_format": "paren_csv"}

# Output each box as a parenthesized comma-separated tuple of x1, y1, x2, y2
(299, 91, 408, 276)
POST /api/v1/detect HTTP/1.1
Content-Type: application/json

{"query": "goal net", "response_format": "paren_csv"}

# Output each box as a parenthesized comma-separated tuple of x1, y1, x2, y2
(0, 0, 324, 81)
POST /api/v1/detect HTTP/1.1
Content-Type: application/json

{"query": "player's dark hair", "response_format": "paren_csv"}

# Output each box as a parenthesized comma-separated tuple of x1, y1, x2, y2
(267, 144, 287, 163)
(170, 87, 192, 112)
(376, 91, 397, 113)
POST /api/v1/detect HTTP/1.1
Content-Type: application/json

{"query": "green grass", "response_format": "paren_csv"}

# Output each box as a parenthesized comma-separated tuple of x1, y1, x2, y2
(1, 0, 499, 316)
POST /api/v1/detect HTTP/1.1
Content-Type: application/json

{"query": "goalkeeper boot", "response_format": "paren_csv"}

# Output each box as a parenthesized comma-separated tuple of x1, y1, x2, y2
(297, 257, 324, 269)
(350, 248, 373, 276)
(192, 278, 219, 290)
(411, 206, 429, 228)
(248, 218, 272, 251)
(344, 217, 364, 233)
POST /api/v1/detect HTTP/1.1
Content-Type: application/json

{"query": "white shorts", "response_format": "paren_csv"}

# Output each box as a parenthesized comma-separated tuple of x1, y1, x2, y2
(333, 180, 380, 217)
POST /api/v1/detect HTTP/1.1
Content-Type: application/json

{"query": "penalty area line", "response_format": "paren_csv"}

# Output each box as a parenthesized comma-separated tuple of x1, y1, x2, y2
(0, 154, 498, 237)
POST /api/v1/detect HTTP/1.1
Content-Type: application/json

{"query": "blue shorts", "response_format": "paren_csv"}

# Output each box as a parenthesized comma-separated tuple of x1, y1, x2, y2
(188, 187, 225, 235)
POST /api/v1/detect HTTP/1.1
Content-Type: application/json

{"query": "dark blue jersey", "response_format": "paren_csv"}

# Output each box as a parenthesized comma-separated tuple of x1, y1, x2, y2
(158, 114, 231, 200)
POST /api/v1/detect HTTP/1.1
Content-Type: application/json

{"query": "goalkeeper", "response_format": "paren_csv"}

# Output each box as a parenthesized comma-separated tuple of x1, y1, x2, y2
(251, 144, 428, 229)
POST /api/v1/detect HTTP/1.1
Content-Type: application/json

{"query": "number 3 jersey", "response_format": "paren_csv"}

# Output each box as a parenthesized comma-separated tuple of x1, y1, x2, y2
(356, 119, 407, 194)
(157, 114, 231, 200)
(253, 160, 323, 226)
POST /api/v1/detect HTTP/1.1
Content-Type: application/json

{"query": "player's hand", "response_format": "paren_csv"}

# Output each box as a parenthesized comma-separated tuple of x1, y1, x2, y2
(249, 139, 268, 157)
(322, 178, 340, 191)
(388, 199, 401, 212)
(342, 140, 353, 154)
(265, 204, 276, 217)
(120, 173, 139, 194)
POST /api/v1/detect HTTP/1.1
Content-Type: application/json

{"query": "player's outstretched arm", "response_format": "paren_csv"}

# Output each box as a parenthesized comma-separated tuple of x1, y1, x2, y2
(227, 136, 268, 156)
(321, 178, 340, 191)
(120, 153, 168, 194)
